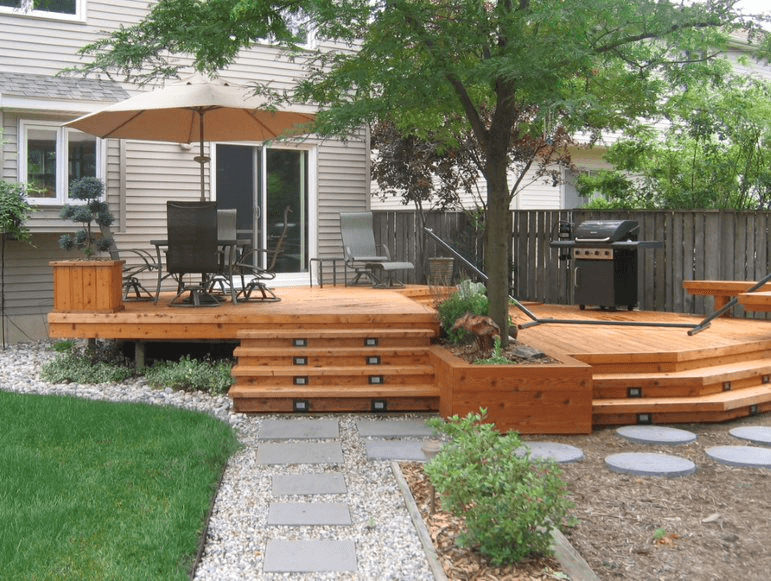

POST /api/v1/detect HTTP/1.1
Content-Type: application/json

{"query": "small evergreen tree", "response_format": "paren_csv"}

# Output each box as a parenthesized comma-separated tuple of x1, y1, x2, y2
(59, 177, 113, 258)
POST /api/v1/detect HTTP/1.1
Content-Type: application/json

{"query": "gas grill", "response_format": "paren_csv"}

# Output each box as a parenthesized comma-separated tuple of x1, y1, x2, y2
(551, 220, 662, 310)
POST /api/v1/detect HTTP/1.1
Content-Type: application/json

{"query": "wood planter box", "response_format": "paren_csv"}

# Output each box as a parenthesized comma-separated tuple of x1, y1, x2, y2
(430, 346, 593, 434)
(51, 260, 124, 313)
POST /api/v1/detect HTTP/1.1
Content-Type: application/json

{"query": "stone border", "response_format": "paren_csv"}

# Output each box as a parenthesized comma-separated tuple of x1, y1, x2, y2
(391, 462, 600, 581)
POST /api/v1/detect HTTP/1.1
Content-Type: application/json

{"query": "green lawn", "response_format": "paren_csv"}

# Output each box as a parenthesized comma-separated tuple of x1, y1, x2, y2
(0, 391, 240, 581)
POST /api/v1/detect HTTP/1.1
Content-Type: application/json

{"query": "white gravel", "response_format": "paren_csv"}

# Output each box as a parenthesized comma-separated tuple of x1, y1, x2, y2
(0, 341, 435, 580)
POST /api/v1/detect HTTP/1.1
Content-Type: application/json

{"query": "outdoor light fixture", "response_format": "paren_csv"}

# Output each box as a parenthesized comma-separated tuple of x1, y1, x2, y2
(293, 399, 310, 413)
(371, 400, 387, 412)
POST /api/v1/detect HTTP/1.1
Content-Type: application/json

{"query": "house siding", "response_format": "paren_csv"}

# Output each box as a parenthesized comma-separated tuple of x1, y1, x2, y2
(0, 0, 369, 342)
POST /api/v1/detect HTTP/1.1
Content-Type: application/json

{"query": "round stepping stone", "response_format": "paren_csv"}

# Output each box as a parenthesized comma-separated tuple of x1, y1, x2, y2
(518, 442, 584, 464)
(616, 425, 697, 445)
(605, 452, 696, 477)
(706, 445, 771, 469)
(729, 426, 771, 447)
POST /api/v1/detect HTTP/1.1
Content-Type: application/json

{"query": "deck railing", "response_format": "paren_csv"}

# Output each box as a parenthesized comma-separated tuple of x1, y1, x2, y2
(373, 209, 771, 318)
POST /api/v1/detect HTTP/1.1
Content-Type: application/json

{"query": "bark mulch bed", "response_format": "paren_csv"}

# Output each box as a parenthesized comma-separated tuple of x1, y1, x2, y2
(403, 411, 771, 581)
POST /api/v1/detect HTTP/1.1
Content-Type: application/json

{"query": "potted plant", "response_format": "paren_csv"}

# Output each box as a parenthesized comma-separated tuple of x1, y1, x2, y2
(50, 177, 124, 313)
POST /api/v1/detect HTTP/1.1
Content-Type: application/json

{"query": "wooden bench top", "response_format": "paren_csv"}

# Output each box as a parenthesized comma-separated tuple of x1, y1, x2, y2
(682, 280, 771, 296)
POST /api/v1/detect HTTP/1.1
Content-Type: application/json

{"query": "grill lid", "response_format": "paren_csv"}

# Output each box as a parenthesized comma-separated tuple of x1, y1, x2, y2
(574, 220, 639, 243)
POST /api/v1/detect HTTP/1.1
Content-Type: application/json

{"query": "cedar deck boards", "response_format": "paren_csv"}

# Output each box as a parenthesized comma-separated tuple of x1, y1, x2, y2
(514, 304, 771, 425)
(48, 289, 771, 427)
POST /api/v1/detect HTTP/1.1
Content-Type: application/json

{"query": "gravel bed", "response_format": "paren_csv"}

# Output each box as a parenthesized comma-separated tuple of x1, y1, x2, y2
(0, 341, 434, 581)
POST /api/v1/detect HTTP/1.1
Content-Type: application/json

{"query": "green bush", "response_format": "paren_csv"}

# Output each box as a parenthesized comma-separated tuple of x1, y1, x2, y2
(144, 355, 233, 395)
(425, 410, 573, 565)
(436, 280, 489, 344)
(41, 349, 134, 384)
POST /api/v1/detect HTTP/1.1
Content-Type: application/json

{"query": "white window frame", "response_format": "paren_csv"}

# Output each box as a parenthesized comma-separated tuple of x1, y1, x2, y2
(0, 0, 86, 22)
(262, 9, 317, 50)
(19, 120, 104, 206)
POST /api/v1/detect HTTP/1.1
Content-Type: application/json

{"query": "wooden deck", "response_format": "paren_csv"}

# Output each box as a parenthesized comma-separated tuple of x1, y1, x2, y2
(47, 287, 771, 429)
(513, 304, 771, 426)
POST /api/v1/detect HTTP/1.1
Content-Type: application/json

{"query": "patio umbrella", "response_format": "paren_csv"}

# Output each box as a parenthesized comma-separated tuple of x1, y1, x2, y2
(65, 74, 315, 201)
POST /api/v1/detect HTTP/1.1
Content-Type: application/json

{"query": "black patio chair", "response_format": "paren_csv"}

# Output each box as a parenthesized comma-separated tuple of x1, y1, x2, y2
(339, 211, 414, 288)
(166, 201, 222, 307)
(108, 244, 161, 301)
(232, 247, 281, 302)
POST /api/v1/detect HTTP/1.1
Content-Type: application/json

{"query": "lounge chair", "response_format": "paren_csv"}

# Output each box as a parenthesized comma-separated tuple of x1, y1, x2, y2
(339, 211, 414, 287)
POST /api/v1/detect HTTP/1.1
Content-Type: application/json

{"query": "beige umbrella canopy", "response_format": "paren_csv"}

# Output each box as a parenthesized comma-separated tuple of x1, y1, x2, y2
(66, 74, 315, 200)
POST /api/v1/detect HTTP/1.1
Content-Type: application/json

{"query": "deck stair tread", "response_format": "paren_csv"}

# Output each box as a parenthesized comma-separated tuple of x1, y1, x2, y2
(593, 358, 771, 387)
(229, 384, 440, 398)
(238, 328, 436, 340)
(232, 364, 434, 377)
(234, 346, 430, 357)
(593, 384, 771, 414)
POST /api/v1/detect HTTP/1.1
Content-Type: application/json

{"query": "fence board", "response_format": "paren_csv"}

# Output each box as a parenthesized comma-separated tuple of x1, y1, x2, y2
(373, 209, 771, 318)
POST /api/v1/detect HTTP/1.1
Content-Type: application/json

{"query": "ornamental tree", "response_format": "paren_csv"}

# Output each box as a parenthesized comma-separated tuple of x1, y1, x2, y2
(74, 0, 769, 342)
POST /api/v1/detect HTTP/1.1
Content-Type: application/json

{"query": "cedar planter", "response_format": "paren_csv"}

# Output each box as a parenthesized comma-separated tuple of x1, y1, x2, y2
(50, 260, 124, 313)
(430, 345, 593, 434)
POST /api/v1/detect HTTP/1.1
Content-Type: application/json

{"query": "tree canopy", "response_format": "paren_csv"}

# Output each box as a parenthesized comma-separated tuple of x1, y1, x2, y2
(74, 0, 770, 341)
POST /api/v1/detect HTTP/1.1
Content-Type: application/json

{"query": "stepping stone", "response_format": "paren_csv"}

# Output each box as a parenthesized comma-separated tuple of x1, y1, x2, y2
(267, 502, 352, 525)
(364, 438, 430, 461)
(616, 425, 697, 445)
(605, 452, 696, 477)
(272, 473, 347, 496)
(706, 445, 771, 469)
(519, 442, 584, 463)
(356, 419, 436, 438)
(260, 418, 339, 440)
(729, 426, 771, 447)
(263, 539, 357, 573)
(257, 442, 344, 465)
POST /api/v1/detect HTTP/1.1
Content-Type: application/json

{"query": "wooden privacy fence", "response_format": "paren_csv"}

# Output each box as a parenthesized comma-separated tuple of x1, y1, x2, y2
(373, 209, 771, 317)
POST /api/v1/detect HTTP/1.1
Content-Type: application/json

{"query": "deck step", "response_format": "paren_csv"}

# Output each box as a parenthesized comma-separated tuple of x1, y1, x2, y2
(230, 383, 440, 413)
(592, 384, 771, 426)
(233, 346, 431, 366)
(593, 358, 771, 398)
(579, 343, 771, 374)
(230, 323, 440, 414)
(232, 365, 434, 387)
(237, 328, 435, 348)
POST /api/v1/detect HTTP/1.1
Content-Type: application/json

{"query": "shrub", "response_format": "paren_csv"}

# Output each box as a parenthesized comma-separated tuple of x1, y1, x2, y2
(425, 410, 573, 565)
(436, 280, 489, 344)
(144, 355, 233, 395)
(41, 341, 135, 384)
(58, 177, 114, 257)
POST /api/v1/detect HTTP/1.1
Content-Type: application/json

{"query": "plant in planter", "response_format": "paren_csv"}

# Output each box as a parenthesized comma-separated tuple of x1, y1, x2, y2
(59, 177, 113, 257)
(51, 177, 123, 312)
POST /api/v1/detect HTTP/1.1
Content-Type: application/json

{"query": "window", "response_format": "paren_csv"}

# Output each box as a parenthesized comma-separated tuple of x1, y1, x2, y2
(0, 0, 83, 20)
(263, 9, 315, 49)
(20, 121, 102, 205)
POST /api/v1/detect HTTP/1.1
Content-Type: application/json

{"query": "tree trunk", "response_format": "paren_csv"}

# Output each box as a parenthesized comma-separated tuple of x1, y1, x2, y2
(484, 155, 511, 346)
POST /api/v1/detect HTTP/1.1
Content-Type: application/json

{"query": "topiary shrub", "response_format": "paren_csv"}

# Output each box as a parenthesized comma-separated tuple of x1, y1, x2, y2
(59, 177, 114, 258)
(425, 410, 574, 565)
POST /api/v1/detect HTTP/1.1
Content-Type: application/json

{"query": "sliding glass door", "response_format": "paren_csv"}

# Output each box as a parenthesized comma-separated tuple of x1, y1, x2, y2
(215, 145, 309, 276)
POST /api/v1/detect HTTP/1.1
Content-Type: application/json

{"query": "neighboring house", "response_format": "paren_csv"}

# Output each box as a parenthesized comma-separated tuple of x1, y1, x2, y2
(372, 34, 770, 213)
(0, 0, 370, 343)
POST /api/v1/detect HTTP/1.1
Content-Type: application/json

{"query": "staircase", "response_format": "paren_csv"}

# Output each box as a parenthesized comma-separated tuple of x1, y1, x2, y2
(229, 327, 440, 413)
(589, 342, 771, 425)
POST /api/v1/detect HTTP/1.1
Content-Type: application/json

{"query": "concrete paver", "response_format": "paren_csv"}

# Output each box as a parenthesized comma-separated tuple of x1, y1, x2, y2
(257, 441, 344, 465)
(271, 473, 347, 496)
(260, 418, 340, 440)
(267, 502, 352, 525)
(263, 539, 357, 573)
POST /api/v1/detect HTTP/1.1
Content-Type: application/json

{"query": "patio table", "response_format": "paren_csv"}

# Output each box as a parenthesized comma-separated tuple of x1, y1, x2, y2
(150, 238, 249, 303)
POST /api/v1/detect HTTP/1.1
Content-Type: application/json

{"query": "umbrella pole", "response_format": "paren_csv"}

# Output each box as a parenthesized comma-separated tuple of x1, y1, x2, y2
(193, 111, 209, 201)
